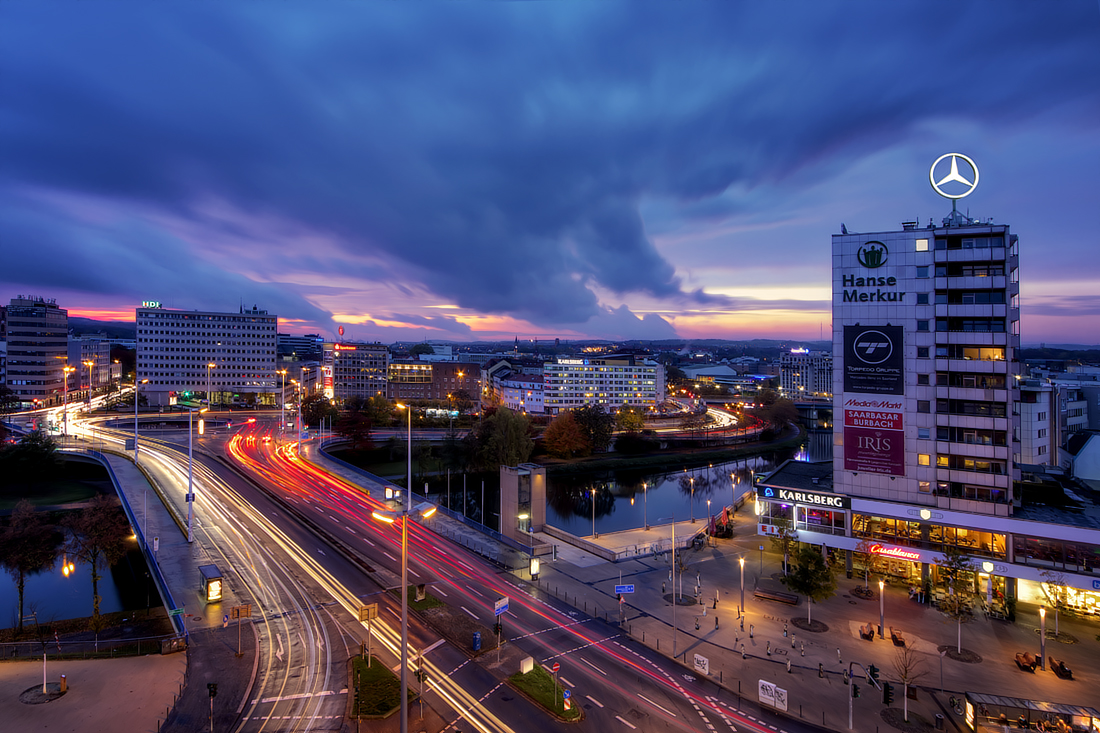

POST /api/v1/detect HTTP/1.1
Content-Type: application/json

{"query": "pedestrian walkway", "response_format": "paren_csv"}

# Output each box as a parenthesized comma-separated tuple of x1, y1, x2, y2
(305, 442, 1100, 733)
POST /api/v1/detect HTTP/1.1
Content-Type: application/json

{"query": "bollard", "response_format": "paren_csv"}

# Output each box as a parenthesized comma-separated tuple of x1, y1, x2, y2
(715, 616, 719, 630)
(60, 674, 67, 693)
(786, 659, 791, 674)
(791, 633, 796, 648)
(837, 647, 842, 663)
(749, 624, 754, 638)
(801, 641, 805, 657)
(695, 618, 700, 631)
(784, 622, 788, 637)
(740, 616, 744, 631)
(818, 663, 824, 678)
(741, 644, 746, 659)
(766, 641, 771, 655)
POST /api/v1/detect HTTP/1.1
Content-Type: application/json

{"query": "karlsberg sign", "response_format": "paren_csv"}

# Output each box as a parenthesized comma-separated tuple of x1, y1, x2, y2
(761, 486, 850, 510)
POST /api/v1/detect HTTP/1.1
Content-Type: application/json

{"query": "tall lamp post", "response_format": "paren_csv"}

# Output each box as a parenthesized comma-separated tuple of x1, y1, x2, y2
(879, 579, 886, 639)
(689, 476, 695, 523)
(660, 515, 679, 657)
(739, 555, 745, 614)
(206, 362, 216, 409)
(370, 501, 436, 733)
(277, 369, 287, 438)
(133, 378, 149, 462)
(591, 488, 598, 539)
(83, 359, 95, 402)
(61, 364, 75, 438)
(187, 407, 208, 544)
(1039, 605, 1046, 670)
(643, 482, 649, 530)
(396, 403, 413, 502)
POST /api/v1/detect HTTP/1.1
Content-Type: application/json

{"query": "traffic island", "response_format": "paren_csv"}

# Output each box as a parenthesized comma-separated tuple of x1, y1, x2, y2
(349, 656, 414, 719)
(509, 663, 582, 722)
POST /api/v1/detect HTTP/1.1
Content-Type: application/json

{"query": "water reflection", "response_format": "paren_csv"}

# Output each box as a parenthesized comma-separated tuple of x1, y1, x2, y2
(546, 433, 832, 535)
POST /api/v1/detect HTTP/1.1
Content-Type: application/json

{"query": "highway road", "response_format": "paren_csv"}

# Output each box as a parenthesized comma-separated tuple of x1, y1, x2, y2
(226, 417, 822, 733)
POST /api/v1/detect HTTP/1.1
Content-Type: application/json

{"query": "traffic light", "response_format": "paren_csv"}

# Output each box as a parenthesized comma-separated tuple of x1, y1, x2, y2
(852, 683, 861, 699)
(493, 621, 502, 636)
(208, 683, 218, 699)
(867, 664, 880, 685)
(882, 682, 895, 705)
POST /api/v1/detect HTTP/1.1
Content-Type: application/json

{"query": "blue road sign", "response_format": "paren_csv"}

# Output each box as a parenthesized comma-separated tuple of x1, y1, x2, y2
(615, 584, 635, 594)
(494, 597, 509, 616)
(563, 689, 571, 699)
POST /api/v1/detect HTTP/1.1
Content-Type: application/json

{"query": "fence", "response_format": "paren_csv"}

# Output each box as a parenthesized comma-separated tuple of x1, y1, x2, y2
(1, 634, 179, 661)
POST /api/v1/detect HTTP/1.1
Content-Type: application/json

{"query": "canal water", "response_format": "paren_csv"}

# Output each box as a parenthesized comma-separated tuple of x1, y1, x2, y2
(546, 430, 833, 536)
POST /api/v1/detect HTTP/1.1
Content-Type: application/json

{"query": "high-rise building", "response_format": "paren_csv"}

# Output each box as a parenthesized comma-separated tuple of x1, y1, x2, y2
(779, 349, 832, 400)
(325, 342, 389, 401)
(136, 304, 277, 406)
(4, 296, 68, 406)
(756, 156, 1100, 617)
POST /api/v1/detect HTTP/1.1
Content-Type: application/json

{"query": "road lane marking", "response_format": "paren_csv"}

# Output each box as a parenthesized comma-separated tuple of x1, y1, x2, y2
(409, 567, 421, 578)
(579, 657, 606, 676)
(384, 552, 398, 563)
(422, 639, 446, 655)
(464, 585, 484, 597)
(559, 676, 574, 687)
(586, 695, 604, 708)
(435, 587, 448, 597)
(461, 606, 479, 620)
(616, 716, 637, 729)
(638, 693, 677, 717)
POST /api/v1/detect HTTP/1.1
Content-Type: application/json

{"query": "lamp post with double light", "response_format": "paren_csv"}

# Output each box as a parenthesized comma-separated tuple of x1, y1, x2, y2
(395, 402, 413, 501)
(591, 488, 598, 539)
(879, 579, 886, 639)
(61, 364, 75, 438)
(739, 555, 745, 613)
(371, 499, 436, 733)
(82, 359, 95, 401)
(643, 481, 649, 530)
(133, 378, 149, 462)
(1040, 605, 1046, 670)
(187, 407, 208, 543)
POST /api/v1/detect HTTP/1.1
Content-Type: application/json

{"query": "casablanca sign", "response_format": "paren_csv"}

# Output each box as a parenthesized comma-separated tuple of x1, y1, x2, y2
(869, 544, 921, 562)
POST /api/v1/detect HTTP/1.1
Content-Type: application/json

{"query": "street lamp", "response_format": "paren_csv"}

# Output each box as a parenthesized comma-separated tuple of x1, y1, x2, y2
(371, 500, 436, 733)
(206, 362, 216, 408)
(396, 403, 413, 504)
(689, 476, 695, 523)
(879, 579, 885, 639)
(643, 482, 649, 530)
(591, 488, 598, 539)
(61, 364, 75, 438)
(133, 378, 149, 462)
(659, 515, 679, 657)
(277, 369, 287, 438)
(706, 499, 712, 544)
(739, 555, 745, 614)
(1039, 605, 1046, 670)
(83, 359, 95, 398)
(187, 407, 208, 544)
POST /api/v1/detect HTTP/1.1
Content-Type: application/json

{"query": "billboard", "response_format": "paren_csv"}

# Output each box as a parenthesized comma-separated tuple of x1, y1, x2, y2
(843, 325, 904, 395)
(843, 396, 904, 476)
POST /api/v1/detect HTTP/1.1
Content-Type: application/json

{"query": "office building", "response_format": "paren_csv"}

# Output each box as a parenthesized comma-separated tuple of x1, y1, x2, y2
(757, 155, 1100, 619)
(4, 296, 68, 406)
(326, 342, 389, 401)
(779, 349, 832, 400)
(542, 355, 665, 415)
(387, 361, 478, 403)
(136, 304, 277, 406)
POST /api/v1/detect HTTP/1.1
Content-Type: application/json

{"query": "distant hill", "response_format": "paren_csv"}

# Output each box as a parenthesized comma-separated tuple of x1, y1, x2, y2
(69, 317, 135, 341)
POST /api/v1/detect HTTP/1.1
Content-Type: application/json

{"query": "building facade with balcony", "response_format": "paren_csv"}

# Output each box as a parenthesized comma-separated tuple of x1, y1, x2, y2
(325, 342, 389, 402)
(4, 296, 68, 406)
(779, 349, 832, 400)
(542, 355, 665, 415)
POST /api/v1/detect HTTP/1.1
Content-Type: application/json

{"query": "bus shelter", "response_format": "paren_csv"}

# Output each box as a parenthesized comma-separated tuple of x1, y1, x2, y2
(964, 692, 1099, 733)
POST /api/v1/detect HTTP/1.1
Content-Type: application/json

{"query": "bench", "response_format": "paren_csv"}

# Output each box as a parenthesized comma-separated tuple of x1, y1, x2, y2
(753, 589, 799, 605)
(1049, 657, 1073, 680)
(1014, 652, 1037, 672)
(859, 623, 875, 641)
(889, 627, 905, 647)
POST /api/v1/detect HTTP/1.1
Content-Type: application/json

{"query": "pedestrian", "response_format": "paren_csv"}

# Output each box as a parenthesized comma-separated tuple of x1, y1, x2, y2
(662, 581, 666, 595)
(715, 616, 719, 629)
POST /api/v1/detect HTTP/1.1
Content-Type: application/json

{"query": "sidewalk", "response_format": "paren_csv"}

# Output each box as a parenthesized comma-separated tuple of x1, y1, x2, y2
(306, 443, 1100, 732)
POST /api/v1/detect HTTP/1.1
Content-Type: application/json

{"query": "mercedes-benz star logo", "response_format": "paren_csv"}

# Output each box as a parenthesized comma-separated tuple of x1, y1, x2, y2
(929, 153, 979, 199)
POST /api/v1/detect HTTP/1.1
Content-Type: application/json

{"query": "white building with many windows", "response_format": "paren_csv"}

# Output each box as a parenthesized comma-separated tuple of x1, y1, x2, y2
(136, 304, 278, 406)
(542, 355, 664, 415)
(779, 349, 832, 400)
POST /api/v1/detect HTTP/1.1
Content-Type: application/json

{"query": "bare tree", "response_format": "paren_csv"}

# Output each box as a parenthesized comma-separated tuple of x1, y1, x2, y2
(934, 547, 975, 653)
(852, 538, 884, 590)
(65, 495, 131, 632)
(769, 517, 799, 575)
(892, 645, 930, 722)
(1039, 569, 1069, 637)
(0, 501, 61, 632)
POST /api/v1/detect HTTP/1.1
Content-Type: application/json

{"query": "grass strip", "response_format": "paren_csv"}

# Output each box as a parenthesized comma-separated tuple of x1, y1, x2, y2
(351, 656, 414, 718)
(510, 663, 581, 721)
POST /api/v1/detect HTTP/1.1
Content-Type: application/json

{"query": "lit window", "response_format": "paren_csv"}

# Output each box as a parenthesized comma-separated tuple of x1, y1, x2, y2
(915, 238, 929, 252)
(918, 454, 930, 466)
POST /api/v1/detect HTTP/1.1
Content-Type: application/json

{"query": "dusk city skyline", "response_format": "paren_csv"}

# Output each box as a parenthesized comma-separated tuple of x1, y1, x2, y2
(3, 2, 1099, 344)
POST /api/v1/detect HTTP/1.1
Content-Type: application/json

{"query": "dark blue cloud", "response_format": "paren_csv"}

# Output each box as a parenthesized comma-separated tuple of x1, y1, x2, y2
(1, 1, 1098, 337)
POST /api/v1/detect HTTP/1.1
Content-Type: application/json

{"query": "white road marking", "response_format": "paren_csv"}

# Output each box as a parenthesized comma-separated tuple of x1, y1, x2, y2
(461, 606, 479, 620)
(256, 690, 345, 704)
(465, 585, 484, 597)
(362, 538, 375, 546)
(616, 715, 637, 729)
(421, 639, 446, 655)
(638, 693, 677, 717)
(586, 695, 604, 708)
(559, 676, 574, 687)
(409, 567, 420, 578)
(435, 587, 448, 597)
(579, 657, 606, 676)
(383, 552, 398, 563)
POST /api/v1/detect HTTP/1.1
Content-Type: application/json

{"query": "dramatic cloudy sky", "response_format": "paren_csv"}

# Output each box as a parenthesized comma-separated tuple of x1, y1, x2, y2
(3, 2, 1099, 344)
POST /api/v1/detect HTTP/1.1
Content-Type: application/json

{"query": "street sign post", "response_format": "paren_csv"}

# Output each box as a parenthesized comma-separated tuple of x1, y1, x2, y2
(494, 597, 509, 616)
(614, 584, 635, 594)
(359, 603, 379, 666)
(230, 604, 252, 657)
(550, 661, 561, 704)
